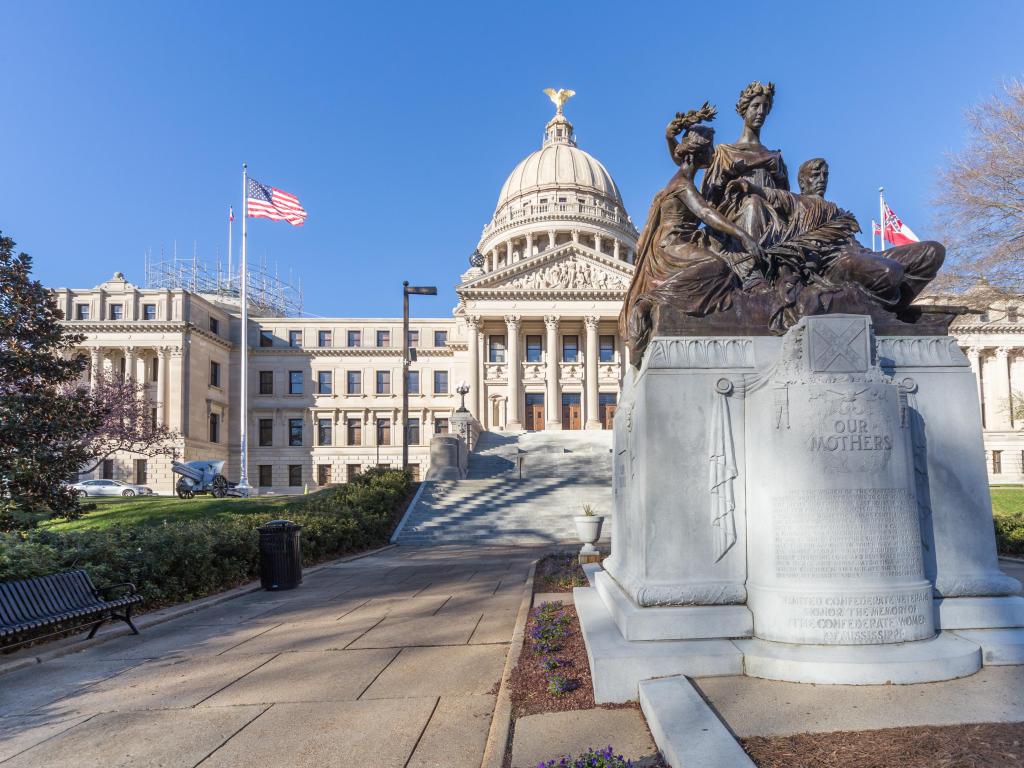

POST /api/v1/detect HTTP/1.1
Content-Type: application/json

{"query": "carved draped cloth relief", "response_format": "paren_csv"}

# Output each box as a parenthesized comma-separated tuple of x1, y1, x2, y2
(504, 259, 628, 290)
(708, 380, 738, 561)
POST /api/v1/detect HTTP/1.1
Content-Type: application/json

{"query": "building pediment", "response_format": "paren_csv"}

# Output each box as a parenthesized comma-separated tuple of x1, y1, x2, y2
(457, 244, 633, 299)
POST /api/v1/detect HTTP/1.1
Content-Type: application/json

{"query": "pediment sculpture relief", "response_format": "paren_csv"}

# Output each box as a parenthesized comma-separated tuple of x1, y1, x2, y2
(505, 259, 628, 291)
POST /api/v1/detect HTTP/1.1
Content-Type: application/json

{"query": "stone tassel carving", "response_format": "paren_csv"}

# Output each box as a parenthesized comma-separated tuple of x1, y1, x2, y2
(709, 378, 738, 561)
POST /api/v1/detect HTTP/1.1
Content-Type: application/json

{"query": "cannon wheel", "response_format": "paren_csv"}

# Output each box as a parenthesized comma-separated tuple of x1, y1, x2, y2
(210, 474, 229, 499)
(176, 480, 195, 500)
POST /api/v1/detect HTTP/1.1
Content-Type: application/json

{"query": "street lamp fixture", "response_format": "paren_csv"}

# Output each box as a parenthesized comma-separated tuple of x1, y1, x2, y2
(456, 381, 470, 413)
(403, 281, 437, 472)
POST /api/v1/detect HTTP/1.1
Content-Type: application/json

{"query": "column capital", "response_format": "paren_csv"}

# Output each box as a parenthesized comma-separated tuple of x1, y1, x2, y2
(504, 314, 522, 331)
(543, 314, 560, 330)
(966, 345, 984, 359)
(584, 315, 601, 330)
(465, 314, 481, 331)
(996, 346, 1013, 359)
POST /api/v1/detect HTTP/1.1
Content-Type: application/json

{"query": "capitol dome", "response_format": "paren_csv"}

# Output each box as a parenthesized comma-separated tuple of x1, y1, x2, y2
(474, 94, 638, 272)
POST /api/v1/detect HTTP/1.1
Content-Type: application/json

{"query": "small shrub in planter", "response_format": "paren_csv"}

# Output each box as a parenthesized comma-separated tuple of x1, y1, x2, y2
(537, 746, 634, 767)
(545, 672, 578, 696)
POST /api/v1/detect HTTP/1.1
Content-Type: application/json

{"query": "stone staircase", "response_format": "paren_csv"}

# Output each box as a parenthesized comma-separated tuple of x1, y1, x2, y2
(395, 430, 613, 545)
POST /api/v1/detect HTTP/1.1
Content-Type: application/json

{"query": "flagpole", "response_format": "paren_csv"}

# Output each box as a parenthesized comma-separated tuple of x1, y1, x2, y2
(227, 207, 233, 289)
(878, 186, 886, 252)
(237, 164, 251, 495)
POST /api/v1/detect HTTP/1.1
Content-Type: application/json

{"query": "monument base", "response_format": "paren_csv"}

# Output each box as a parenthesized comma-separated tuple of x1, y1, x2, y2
(952, 628, 1024, 665)
(935, 596, 1024, 630)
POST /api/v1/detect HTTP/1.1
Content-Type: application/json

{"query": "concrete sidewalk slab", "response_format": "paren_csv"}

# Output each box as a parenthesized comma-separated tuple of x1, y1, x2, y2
(696, 666, 1024, 737)
(0, 657, 140, 717)
(511, 708, 657, 768)
(406, 695, 496, 768)
(220, 613, 381, 654)
(348, 611, 483, 648)
(201, 648, 399, 705)
(469, 608, 519, 644)
(1, 706, 267, 768)
(46, 653, 275, 715)
(199, 698, 437, 768)
(85, 619, 279, 660)
(362, 644, 507, 698)
(0, 713, 93, 762)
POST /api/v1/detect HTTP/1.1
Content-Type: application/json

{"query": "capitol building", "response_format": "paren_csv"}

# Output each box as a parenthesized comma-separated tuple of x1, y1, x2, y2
(56, 96, 1024, 493)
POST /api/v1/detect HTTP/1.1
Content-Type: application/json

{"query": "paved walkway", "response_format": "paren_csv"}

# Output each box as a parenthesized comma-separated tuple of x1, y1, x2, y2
(0, 546, 536, 767)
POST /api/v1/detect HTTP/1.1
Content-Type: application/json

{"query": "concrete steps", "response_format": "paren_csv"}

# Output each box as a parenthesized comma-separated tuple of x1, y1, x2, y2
(396, 430, 613, 546)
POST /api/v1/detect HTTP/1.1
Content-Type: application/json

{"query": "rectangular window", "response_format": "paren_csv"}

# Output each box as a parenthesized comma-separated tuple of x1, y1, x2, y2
(258, 465, 273, 487)
(347, 418, 362, 446)
(434, 330, 448, 347)
(143, 304, 156, 320)
(347, 330, 361, 347)
(318, 330, 332, 348)
(489, 335, 506, 363)
(526, 335, 542, 363)
(102, 458, 114, 479)
(109, 304, 123, 320)
(210, 361, 221, 387)
(151, 357, 159, 382)
(407, 417, 420, 445)
(288, 330, 302, 348)
(376, 370, 391, 395)
(408, 464, 420, 481)
(288, 371, 303, 394)
(260, 330, 274, 347)
(599, 335, 615, 363)
(135, 459, 147, 485)
(259, 370, 273, 394)
(209, 413, 220, 443)
(346, 464, 360, 482)
(75, 304, 90, 320)
(562, 335, 579, 362)
(376, 329, 391, 348)
(434, 418, 449, 435)
(288, 418, 304, 446)
(288, 465, 302, 487)
(318, 418, 332, 446)
(317, 371, 333, 394)
(434, 370, 449, 394)
(347, 370, 362, 395)
(377, 418, 391, 446)
(408, 370, 420, 395)
(150, 407, 157, 431)
(993, 450, 1003, 474)
(317, 464, 331, 486)
(209, 316, 219, 334)
(259, 418, 273, 447)
(407, 330, 419, 348)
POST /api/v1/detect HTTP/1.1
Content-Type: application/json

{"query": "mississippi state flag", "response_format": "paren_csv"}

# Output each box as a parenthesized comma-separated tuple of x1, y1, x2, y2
(873, 202, 919, 246)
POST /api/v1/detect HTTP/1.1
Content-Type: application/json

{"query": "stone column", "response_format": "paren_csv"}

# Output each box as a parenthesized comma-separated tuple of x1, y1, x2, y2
(489, 249, 497, 271)
(967, 346, 985, 427)
(156, 347, 168, 425)
(505, 314, 522, 430)
(506, 240, 513, 265)
(547, 230, 556, 250)
(466, 315, 481, 420)
(89, 347, 102, 390)
(995, 347, 1014, 429)
(571, 229, 579, 243)
(613, 239, 621, 260)
(584, 315, 601, 429)
(124, 346, 137, 383)
(544, 315, 561, 430)
(525, 232, 534, 258)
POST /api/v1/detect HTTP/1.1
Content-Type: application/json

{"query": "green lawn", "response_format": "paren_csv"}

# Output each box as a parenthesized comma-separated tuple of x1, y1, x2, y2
(991, 486, 1024, 518)
(43, 493, 304, 531)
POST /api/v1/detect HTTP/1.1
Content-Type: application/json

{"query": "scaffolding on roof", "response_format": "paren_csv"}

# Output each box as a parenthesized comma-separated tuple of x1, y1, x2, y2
(143, 246, 302, 317)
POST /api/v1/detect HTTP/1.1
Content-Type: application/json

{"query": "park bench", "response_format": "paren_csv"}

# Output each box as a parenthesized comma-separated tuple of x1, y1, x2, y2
(0, 570, 142, 649)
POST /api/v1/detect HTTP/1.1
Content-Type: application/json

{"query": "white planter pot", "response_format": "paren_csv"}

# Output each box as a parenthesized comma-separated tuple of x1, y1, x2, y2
(573, 515, 604, 545)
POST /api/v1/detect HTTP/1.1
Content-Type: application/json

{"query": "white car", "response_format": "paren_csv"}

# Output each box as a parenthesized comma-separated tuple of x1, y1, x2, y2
(70, 479, 154, 497)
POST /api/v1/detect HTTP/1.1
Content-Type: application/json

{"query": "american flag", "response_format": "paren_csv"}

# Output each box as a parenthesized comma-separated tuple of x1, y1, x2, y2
(246, 178, 307, 226)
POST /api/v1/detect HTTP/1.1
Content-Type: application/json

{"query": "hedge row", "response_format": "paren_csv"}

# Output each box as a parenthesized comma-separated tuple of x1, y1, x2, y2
(995, 511, 1024, 557)
(0, 469, 411, 608)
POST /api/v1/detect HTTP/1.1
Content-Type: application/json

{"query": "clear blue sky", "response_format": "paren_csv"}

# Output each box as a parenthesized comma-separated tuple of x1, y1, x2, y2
(3, 1, 1021, 317)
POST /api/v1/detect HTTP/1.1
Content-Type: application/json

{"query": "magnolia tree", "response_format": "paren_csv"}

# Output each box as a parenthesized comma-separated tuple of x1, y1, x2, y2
(933, 79, 1024, 297)
(74, 371, 180, 477)
(0, 233, 100, 531)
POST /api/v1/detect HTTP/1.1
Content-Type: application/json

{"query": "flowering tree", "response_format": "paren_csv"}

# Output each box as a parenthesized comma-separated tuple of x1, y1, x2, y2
(76, 371, 180, 476)
(0, 232, 100, 531)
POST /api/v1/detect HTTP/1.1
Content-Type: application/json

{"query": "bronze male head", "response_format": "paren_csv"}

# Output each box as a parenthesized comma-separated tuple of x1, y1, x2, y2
(798, 158, 829, 197)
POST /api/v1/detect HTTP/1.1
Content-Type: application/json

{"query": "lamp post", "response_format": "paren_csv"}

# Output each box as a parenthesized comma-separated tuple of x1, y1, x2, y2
(403, 281, 437, 471)
(456, 381, 470, 413)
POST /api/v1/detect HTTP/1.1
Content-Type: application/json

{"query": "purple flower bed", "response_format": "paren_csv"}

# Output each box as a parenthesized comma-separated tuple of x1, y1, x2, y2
(537, 745, 634, 767)
(529, 601, 579, 696)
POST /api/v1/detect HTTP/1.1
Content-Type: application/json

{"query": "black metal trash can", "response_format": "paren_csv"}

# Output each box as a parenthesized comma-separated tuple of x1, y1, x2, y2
(258, 519, 303, 590)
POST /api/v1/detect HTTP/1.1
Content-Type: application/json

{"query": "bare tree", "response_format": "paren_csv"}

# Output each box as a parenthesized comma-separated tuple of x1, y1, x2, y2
(75, 371, 180, 475)
(933, 79, 1024, 296)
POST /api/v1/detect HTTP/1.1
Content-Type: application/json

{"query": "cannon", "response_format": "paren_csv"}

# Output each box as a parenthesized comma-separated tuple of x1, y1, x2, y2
(171, 460, 236, 499)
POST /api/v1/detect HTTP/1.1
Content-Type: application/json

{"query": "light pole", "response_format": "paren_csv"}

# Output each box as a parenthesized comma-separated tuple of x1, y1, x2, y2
(403, 281, 437, 471)
(456, 381, 470, 413)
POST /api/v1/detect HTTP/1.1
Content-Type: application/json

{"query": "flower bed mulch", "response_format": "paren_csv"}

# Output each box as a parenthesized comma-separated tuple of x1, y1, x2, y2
(534, 551, 600, 593)
(743, 722, 1024, 767)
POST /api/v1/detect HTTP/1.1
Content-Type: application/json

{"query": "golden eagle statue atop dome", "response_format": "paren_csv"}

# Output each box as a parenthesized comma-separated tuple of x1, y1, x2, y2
(543, 88, 576, 116)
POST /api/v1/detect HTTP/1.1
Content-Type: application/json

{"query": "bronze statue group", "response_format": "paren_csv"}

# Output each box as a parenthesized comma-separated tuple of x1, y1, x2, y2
(622, 82, 946, 363)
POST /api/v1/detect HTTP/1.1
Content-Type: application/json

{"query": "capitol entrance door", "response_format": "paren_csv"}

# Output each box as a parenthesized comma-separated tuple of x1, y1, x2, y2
(561, 393, 582, 430)
(524, 394, 545, 431)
